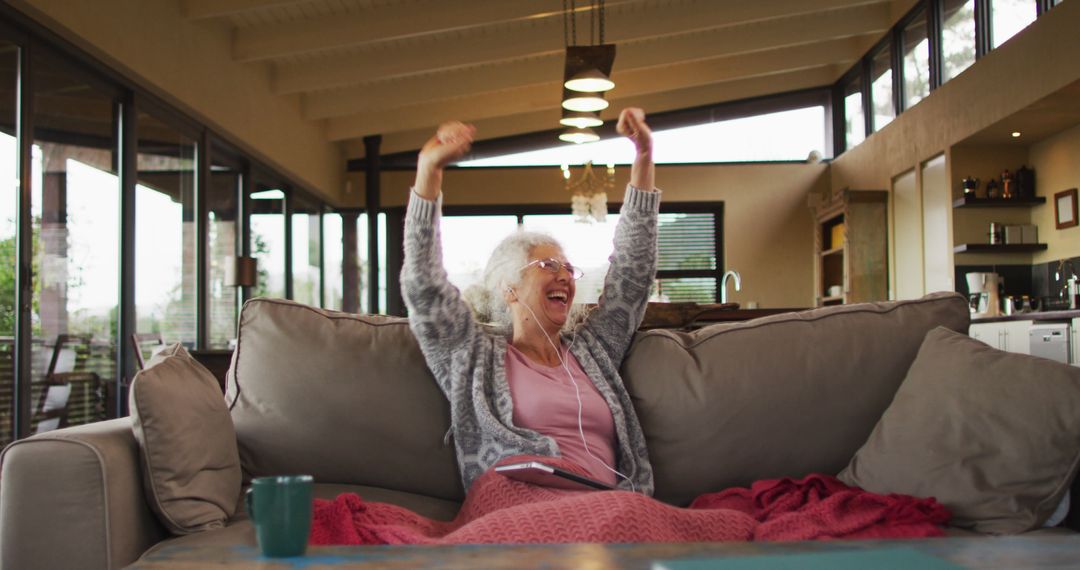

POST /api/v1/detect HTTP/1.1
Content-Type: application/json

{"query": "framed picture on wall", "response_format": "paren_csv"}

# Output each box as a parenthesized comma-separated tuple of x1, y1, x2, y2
(1055, 188, 1078, 230)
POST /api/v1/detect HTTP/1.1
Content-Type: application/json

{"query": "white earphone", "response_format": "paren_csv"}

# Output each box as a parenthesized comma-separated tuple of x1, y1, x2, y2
(505, 283, 634, 491)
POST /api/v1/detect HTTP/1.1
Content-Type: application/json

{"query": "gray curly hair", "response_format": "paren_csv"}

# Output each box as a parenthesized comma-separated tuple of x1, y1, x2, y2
(463, 230, 579, 330)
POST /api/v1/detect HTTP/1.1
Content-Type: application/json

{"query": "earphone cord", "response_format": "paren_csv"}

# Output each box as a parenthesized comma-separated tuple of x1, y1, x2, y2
(516, 297, 635, 493)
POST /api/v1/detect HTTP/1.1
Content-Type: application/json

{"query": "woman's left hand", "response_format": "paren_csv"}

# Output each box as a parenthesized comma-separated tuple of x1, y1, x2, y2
(616, 107, 652, 157)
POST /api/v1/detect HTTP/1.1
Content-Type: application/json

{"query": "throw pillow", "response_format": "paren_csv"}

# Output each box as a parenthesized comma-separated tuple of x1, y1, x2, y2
(130, 343, 241, 535)
(839, 326, 1080, 534)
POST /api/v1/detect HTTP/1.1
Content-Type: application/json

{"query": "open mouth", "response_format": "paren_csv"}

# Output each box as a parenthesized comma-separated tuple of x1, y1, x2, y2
(546, 290, 569, 306)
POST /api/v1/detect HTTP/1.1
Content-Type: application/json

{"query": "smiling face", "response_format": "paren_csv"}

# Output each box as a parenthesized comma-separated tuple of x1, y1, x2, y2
(507, 243, 577, 337)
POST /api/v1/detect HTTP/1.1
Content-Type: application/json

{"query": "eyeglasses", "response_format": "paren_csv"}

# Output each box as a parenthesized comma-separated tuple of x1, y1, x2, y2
(520, 258, 584, 280)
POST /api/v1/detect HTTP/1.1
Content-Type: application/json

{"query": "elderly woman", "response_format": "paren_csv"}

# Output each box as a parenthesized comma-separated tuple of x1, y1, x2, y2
(401, 108, 659, 495)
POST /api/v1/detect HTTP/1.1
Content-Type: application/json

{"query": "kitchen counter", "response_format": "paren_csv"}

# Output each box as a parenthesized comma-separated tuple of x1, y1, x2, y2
(972, 309, 1080, 323)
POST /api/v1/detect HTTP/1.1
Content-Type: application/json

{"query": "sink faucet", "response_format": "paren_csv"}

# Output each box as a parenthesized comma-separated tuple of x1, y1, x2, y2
(721, 270, 741, 304)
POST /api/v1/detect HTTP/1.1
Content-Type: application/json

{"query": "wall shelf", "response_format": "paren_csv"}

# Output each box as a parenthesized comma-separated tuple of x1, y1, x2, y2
(953, 243, 1048, 253)
(953, 196, 1046, 208)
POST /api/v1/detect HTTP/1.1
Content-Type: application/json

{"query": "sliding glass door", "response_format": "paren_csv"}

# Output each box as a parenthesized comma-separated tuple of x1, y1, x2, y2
(30, 49, 119, 433)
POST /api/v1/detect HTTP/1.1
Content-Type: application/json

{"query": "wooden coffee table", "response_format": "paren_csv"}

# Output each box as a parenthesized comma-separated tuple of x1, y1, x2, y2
(130, 535, 1080, 569)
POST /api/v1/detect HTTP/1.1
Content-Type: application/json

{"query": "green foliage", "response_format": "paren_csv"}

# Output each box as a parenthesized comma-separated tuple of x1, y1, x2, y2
(0, 225, 42, 335)
(252, 232, 271, 298)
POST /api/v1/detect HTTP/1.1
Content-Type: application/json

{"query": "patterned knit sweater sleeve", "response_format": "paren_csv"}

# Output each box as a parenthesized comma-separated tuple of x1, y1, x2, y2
(581, 185, 661, 364)
(399, 190, 477, 390)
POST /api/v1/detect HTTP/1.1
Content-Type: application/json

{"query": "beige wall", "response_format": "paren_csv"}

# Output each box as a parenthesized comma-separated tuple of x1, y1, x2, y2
(11, 0, 344, 203)
(1031, 122, 1080, 264)
(379, 163, 827, 309)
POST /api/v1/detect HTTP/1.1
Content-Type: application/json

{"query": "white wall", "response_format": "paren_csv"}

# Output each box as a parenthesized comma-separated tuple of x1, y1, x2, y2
(892, 169, 923, 299)
(921, 154, 953, 293)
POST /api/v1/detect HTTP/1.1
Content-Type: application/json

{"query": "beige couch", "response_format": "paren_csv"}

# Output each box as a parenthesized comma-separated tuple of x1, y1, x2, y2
(2, 292, 1077, 569)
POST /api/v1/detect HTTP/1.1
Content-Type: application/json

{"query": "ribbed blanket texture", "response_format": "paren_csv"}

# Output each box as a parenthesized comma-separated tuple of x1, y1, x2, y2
(309, 458, 948, 545)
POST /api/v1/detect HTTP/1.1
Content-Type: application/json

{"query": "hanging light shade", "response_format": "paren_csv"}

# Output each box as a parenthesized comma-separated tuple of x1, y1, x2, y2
(559, 128, 600, 144)
(560, 111, 603, 129)
(564, 67, 614, 92)
(562, 93, 609, 112)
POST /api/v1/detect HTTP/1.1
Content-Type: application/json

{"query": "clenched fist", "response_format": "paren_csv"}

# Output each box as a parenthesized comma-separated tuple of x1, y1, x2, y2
(419, 121, 477, 171)
(616, 108, 652, 156)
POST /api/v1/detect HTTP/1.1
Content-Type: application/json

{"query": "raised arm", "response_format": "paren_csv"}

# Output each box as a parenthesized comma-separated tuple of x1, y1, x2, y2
(620, 108, 655, 193)
(400, 122, 480, 384)
(581, 109, 660, 364)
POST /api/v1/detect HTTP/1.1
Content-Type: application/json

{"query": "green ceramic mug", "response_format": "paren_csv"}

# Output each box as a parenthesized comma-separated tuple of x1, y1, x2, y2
(245, 474, 314, 558)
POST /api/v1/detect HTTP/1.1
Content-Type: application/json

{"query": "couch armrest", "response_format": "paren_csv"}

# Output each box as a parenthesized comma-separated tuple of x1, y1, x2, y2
(1, 418, 167, 570)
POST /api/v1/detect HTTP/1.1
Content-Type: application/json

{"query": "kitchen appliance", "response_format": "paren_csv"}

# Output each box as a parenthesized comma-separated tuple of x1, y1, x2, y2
(1029, 324, 1071, 364)
(966, 272, 1002, 318)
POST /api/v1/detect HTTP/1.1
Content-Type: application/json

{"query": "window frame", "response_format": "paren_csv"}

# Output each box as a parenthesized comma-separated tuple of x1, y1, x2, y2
(898, 4, 932, 111)
(832, 0, 1046, 155)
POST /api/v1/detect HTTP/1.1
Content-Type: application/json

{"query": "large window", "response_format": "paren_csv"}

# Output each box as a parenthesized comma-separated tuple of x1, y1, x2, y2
(323, 212, 344, 310)
(358, 212, 387, 314)
(291, 192, 321, 307)
(30, 50, 118, 433)
(0, 13, 341, 446)
(207, 148, 242, 349)
(902, 10, 931, 110)
(135, 110, 197, 348)
(843, 75, 865, 149)
(943, 0, 977, 82)
(992, 0, 1037, 48)
(459, 106, 826, 167)
(251, 187, 285, 299)
(437, 206, 722, 307)
(870, 46, 895, 131)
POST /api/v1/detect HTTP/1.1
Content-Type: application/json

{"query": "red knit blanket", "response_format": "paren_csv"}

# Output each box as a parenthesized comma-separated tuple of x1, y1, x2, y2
(309, 458, 949, 545)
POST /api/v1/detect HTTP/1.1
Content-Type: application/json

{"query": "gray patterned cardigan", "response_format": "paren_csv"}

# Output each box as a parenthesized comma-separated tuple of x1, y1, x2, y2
(400, 185, 660, 495)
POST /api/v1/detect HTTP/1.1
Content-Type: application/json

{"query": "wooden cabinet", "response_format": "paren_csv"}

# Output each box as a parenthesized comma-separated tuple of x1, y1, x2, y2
(970, 320, 1033, 354)
(810, 190, 888, 307)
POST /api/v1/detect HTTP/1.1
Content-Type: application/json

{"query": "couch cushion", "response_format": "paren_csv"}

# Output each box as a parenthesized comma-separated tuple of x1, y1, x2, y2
(839, 326, 1080, 534)
(621, 292, 970, 506)
(226, 299, 464, 502)
(130, 344, 241, 534)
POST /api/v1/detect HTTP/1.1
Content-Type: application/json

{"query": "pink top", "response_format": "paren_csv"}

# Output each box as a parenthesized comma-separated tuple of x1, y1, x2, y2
(504, 344, 617, 486)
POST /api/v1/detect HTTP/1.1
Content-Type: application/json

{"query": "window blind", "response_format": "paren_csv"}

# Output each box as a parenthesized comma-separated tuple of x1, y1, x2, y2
(655, 212, 718, 303)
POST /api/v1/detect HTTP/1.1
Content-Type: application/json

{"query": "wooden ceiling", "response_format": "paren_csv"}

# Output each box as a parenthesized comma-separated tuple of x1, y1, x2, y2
(181, 0, 918, 155)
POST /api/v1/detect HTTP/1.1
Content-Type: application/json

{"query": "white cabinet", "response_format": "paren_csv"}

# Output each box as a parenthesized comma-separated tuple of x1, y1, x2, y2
(1001, 320, 1032, 355)
(969, 320, 1033, 354)
(969, 322, 996, 347)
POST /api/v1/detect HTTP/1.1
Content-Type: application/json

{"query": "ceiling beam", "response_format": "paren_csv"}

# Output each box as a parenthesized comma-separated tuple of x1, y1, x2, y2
(182, 0, 306, 20)
(273, 0, 887, 93)
(371, 66, 839, 155)
(323, 38, 858, 141)
(304, 3, 889, 119)
(233, 0, 634, 63)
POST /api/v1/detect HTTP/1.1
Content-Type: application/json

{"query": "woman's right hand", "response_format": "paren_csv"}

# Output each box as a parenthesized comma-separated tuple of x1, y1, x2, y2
(415, 121, 476, 200)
